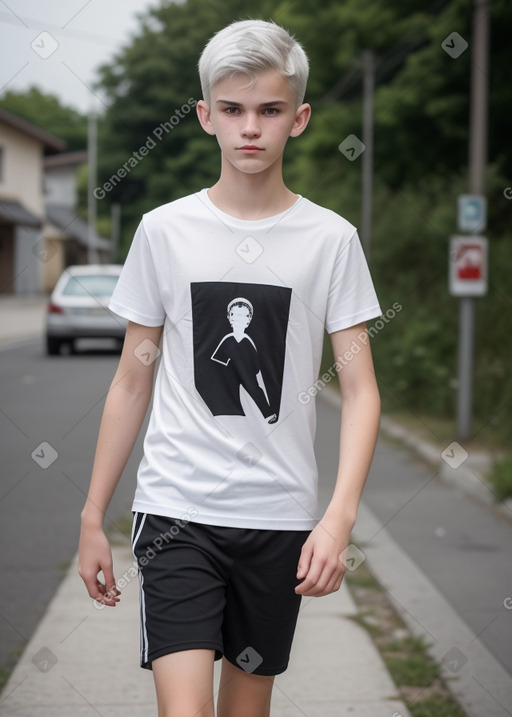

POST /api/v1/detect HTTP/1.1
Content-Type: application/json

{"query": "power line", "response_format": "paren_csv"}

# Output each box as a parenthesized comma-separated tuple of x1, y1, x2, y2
(0, 11, 123, 46)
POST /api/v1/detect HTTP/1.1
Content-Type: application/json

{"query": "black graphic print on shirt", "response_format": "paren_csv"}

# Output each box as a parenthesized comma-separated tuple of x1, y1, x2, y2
(191, 282, 292, 422)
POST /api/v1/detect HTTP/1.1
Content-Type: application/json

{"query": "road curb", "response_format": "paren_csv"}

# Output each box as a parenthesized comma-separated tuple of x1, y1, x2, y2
(378, 414, 512, 523)
(353, 501, 512, 717)
(320, 387, 512, 523)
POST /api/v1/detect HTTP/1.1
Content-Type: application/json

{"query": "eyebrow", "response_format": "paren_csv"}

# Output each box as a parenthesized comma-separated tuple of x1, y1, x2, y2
(216, 100, 288, 107)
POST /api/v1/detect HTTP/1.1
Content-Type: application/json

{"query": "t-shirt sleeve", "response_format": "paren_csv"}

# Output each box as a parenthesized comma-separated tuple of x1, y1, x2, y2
(325, 228, 382, 334)
(109, 218, 166, 327)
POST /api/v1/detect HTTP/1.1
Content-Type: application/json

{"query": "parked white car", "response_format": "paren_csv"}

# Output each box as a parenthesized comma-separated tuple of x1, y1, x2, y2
(45, 265, 127, 355)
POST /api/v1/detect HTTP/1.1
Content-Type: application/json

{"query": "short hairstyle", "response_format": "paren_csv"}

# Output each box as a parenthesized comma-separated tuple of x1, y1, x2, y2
(198, 19, 309, 107)
(227, 297, 253, 320)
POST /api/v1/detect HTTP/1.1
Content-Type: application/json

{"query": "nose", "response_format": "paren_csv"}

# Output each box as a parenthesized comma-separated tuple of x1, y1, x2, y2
(241, 112, 261, 138)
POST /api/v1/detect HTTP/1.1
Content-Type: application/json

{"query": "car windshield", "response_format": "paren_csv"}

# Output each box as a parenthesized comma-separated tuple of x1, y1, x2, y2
(62, 274, 119, 298)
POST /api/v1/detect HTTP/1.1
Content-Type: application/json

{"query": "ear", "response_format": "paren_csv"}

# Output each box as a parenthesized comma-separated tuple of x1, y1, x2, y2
(290, 103, 311, 138)
(196, 100, 216, 136)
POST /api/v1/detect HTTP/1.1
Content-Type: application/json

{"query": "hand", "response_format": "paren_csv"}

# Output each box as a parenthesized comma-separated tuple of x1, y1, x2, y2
(295, 519, 352, 597)
(78, 523, 120, 607)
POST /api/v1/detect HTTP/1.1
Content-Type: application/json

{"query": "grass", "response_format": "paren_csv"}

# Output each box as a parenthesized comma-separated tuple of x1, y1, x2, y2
(0, 649, 22, 694)
(0, 668, 9, 693)
(408, 695, 467, 717)
(381, 635, 432, 655)
(343, 570, 380, 590)
(345, 563, 468, 716)
(384, 654, 440, 687)
(381, 634, 440, 689)
(349, 612, 383, 639)
(487, 455, 512, 501)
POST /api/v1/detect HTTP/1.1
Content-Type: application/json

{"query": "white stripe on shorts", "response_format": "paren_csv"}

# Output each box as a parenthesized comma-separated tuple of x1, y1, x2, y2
(131, 511, 146, 551)
(131, 513, 149, 667)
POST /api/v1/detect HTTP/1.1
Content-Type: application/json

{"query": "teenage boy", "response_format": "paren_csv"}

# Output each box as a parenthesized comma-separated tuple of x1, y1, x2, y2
(79, 18, 382, 717)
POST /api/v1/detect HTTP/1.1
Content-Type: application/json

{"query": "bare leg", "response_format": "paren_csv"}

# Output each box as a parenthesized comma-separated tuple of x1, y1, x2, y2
(217, 657, 274, 717)
(152, 648, 215, 717)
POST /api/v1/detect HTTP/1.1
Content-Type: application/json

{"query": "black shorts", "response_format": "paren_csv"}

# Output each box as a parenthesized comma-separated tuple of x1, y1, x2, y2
(131, 512, 310, 676)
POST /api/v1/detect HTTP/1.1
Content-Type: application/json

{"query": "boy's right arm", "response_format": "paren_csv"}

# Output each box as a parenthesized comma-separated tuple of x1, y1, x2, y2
(78, 321, 163, 606)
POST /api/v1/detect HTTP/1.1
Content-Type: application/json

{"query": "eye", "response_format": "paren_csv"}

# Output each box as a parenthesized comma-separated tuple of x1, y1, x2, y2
(224, 107, 240, 114)
(263, 107, 279, 116)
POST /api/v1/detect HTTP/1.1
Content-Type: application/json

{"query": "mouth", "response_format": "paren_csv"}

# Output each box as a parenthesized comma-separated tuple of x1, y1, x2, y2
(237, 145, 264, 153)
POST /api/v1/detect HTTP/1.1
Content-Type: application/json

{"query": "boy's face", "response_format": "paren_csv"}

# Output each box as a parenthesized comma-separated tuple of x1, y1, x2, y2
(228, 306, 251, 330)
(197, 69, 310, 176)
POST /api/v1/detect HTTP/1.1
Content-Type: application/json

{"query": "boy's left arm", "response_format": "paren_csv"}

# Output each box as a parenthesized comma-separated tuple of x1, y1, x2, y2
(295, 322, 381, 597)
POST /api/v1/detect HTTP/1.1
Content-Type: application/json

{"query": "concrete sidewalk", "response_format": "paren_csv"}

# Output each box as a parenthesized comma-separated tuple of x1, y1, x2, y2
(0, 294, 47, 346)
(0, 542, 412, 717)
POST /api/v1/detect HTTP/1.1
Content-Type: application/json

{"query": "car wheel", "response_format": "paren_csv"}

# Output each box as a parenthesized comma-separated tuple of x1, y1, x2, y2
(46, 336, 62, 355)
(60, 340, 76, 355)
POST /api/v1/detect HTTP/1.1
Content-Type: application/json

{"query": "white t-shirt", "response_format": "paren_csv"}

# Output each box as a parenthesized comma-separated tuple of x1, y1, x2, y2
(109, 189, 381, 530)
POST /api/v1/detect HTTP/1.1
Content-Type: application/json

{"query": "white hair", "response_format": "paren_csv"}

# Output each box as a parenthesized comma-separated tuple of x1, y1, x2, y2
(198, 19, 309, 107)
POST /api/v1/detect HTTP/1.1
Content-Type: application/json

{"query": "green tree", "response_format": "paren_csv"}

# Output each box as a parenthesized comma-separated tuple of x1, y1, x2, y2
(0, 87, 87, 150)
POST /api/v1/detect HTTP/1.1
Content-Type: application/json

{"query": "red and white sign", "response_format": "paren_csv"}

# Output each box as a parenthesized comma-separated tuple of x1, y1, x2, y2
(449, 236, 488, 296)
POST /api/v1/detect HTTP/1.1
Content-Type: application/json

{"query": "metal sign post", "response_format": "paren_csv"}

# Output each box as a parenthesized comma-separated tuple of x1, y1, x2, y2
(450, 235, 488, 439)
(453, 0, 489, 441)
(87, 108, 99, 265)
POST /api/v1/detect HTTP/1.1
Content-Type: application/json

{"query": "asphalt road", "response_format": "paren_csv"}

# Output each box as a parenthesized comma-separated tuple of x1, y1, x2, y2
(0, 338, 144, 676)
(1, 336, 511, 685)
(315, 396, 512, 678)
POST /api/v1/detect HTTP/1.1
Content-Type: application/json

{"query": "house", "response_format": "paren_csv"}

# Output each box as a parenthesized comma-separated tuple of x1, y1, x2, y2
(43, 151, 111, 290)
(0, 108, 111, 295)
(0, 106, 65, 294)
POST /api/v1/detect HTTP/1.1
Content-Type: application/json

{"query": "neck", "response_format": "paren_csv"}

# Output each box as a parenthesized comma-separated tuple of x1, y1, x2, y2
(207, 156, 297, 220)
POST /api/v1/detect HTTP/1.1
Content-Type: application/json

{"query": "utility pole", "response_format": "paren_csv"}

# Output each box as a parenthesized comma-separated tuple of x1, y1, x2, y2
(87, 108, 99, 265)
(360, 50, 375, 258)
(111, 203, 121, 263)
(456, 0, 490, 440)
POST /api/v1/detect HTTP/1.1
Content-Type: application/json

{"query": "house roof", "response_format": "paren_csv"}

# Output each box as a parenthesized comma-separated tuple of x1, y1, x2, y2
(46, 203, 110, 250)
(0, 199, 42, 227)
(0, 107, 66, 152)
(44, 150, 88, 169)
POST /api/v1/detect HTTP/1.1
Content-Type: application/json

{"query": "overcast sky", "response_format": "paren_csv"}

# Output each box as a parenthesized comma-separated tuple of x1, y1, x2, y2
(0, 0, 161, 113)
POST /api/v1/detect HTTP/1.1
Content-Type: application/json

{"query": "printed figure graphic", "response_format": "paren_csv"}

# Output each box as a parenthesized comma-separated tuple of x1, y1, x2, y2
(211, 298, 277, 423)
(191, 281, 291, 421)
